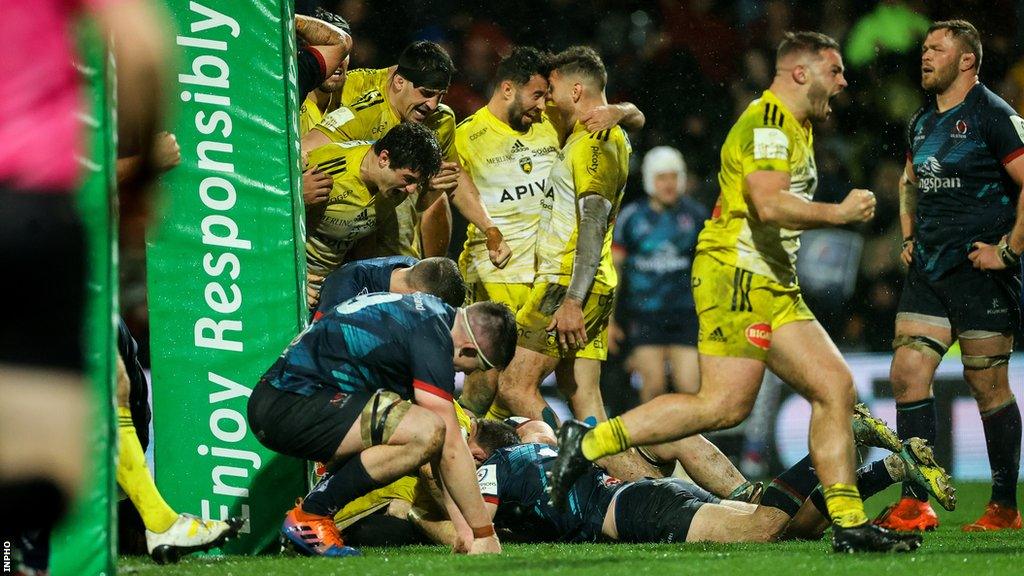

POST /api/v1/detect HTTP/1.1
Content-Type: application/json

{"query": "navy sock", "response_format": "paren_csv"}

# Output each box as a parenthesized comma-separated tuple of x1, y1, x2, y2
(981, 397, 1021, 508)
(301, 455, 383, 517)
(760, 454, 819, 517)
(811, 459, 896, 519)
(896, 398, 936, 500)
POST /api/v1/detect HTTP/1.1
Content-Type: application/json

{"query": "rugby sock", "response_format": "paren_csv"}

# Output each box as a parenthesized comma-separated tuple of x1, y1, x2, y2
(116, 407, 178, 533)
(822, 483, 868, 528)
(760, 455, 819, 517)
(896, 398, 936, 501)
(980, 396, 1021, 508)
(810, 455, 905, 520)
(301, 454, 384, 518)
(581, 417, 630, 461)
(484, 401, 512, 422)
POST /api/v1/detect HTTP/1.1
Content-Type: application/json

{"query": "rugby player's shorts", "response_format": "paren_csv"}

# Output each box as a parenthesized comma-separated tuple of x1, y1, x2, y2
(614, 477, 720, 543)
(622, 310, 699, 348)
(897, 260, 1021, 335)
(465, 281, 532, 314)
(516, 281, 614, 361)
(692, 253, 815, 361)
(335, 475, 418, 527)
(247, 377, 369, 464)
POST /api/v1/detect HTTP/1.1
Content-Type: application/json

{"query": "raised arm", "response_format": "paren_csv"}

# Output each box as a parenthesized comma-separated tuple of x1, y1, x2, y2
(746, 170, 876, 230)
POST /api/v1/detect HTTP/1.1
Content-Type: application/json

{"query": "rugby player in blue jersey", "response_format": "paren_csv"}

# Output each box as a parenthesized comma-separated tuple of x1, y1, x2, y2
(247, 293, 517, 557)
(309, 255, 465, 320)
(879, 19, 1024, 533)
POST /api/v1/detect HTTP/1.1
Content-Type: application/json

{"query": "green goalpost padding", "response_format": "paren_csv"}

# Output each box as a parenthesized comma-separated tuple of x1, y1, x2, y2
(146, 0, 308, 554)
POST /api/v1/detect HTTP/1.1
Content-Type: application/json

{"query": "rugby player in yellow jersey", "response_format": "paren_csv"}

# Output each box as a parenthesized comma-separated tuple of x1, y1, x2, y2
(304, 123, 442, 293)
(299, 9, 352, 229)
(484, 46, 628, 428)
(302, 41, 511, 271)
(453, 47, 646, 418)
(550, 32, 924, 553)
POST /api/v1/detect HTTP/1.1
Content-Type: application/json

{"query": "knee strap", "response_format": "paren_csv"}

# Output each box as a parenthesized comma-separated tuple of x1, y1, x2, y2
(361, 390, 412, 447)
(892, 335, 948, 360)
(961, 354, 1011, 371)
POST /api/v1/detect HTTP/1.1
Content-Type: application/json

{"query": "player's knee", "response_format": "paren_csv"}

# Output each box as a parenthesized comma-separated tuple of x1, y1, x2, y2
(706, 394, 753, 430)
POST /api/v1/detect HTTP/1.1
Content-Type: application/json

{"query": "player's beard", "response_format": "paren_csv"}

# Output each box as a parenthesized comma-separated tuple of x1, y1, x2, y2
(806, 79, 831, 122)
(507, 99, 536, 132)
(922, 61, 958, 94)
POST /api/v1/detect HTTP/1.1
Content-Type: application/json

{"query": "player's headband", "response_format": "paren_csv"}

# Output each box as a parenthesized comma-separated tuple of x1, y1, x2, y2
(461, 309, 495, 371)
(395, 65, 451, 91)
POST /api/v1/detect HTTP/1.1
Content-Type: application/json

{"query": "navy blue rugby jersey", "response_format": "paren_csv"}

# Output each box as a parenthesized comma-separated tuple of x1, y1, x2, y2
(907, 83, 1024, 280)
(476, 443, 623, 542)
(264, 292, 456, 400)
(313, 255, 418, 321)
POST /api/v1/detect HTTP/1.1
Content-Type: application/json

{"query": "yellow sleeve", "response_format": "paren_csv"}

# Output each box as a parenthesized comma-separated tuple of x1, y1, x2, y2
(341, 68, 388, 104)
(738, 122, 791, 176)
(430, 106, 458, 162)
(314, 106, 361, 143)
(571, 131, 623, 203)
(305, 141, 343, 170)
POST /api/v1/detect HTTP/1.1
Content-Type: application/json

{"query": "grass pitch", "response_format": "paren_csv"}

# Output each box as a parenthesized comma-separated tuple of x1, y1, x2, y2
(119, 482, 1022, 576)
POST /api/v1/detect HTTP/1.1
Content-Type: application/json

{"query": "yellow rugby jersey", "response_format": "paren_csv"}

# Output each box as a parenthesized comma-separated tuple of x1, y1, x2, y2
(312, 67, 457, 258)
(697, 90, 817, 286)
(535, 123, 631, 292)
(299, 92, 342, 137)
(304, 141, 378, 276)
(455, 107, 559, 283)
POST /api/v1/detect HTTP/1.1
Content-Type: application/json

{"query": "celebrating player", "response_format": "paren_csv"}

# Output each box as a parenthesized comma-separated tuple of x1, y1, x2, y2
(247, 293, 517, 557)
(877, 19, 1023, 533)
(549, 32, 921, 553)
(304, 122, 442, 295)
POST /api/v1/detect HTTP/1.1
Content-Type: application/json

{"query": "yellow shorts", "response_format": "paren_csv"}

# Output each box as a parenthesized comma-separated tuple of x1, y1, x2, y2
(692, 253, 815, 361)
(465, 281, 532, 314)
(516, 282, 614, 361)
(333, 475, 418, 526)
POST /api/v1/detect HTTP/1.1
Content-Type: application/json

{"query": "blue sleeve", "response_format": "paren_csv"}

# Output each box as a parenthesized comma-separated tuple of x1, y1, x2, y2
(410, 315, 456, 401)
(983, 100, 1024, 165)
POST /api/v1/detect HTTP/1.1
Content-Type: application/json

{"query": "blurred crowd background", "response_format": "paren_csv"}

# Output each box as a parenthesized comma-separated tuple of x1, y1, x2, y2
(122, 0, 1023, 362)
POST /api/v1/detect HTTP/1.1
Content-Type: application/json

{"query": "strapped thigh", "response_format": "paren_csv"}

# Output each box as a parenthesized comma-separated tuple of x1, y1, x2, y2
(360, 390, 412, 447)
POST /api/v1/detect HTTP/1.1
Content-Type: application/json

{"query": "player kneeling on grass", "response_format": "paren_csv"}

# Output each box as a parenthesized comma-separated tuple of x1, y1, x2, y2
(247, 292, 517, 557)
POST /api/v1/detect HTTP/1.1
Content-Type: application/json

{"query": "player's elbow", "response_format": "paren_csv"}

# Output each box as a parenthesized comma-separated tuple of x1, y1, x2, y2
(749, 199, 779, 226)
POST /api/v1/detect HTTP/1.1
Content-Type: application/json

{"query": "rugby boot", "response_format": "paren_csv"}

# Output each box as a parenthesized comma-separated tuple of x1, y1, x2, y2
(852, 403, 902, 452)
(874, 498, 940, 532)
(832, 523, 922, 553)
(548, 420, 594, 512)
(895, 438, 956, 512)
(280, 501, 360, 557)
(961, 501, 1022, 532)
(146, 513, 244, 564)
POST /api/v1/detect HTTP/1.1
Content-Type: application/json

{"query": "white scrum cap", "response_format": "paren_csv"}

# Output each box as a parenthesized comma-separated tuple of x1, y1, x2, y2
(642, 145, 686, 196)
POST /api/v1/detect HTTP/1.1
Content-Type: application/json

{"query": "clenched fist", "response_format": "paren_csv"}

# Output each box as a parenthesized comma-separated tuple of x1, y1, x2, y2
(836, 188, 876, 224)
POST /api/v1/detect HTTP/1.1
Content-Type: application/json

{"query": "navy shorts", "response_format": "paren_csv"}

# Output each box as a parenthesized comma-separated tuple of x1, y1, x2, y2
(897, 261, 1021, 335)
(614, 477, 720, 543)
(247, 377, 369, 465)
(623, 311, 699, 347)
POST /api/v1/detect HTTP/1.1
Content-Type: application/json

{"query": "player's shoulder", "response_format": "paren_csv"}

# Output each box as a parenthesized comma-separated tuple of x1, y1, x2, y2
(427, 104, 457, 131)
(973, 83, 1017, 119)
(617, 199, 645, 226)
(308, 140, 371, 170)
(679, 195, 710, 219)
(734, 93, 794, 135)
(343, 67, 390, 99)
(455, 108, 485, 135)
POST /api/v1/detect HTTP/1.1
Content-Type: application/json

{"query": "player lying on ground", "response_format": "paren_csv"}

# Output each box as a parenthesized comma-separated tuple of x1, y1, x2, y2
(411, 406, 953, 550)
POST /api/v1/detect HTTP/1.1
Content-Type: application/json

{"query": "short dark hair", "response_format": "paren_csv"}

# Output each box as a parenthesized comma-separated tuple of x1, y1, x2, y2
(475, 419, 519, 455)
(312, 7, 351, 35)
(466, 301, 518, 370)
(495, 46, 553, 86)
(373, 123, 443, 185)
(929, 19, 983, 72)
(396, 40, 455, 90)
(409, 257, 466, 308)
(776, 31, 841, 63)
(551, 46, 607, 90)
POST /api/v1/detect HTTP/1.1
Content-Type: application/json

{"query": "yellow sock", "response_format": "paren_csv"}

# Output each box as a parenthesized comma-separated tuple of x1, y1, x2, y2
(117, 406, 178, 533)
(484, 401, 512, 422)
(581, 416, 631, 461)
(822, 483, 868, 528)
